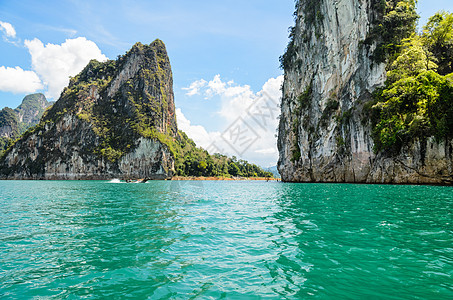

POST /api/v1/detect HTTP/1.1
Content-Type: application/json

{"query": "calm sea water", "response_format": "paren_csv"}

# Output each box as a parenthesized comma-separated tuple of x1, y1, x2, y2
(0, 181, 452, 299)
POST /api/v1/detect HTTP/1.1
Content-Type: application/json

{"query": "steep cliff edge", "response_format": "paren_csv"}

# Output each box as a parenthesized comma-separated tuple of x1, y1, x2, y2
(277, 0, 453, 184)
(0, 40, 177, 180)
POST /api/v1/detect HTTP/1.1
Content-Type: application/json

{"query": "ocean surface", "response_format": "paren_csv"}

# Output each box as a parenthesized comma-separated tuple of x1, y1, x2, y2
(0, 180, 452, 299)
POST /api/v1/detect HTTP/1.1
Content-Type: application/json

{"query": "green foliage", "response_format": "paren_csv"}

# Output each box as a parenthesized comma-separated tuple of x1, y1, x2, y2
(0, 108, 20, 153)
(422, 11, 453, 75)
(170, 131, 273, 178)
(0, 137, 11, 154)
(367, 0, 419, 63)
(302, 0, 323, 26)
(15, 93, 49, 125)
(280, 26, 298, 70)
(371, 21, 453, 153)
(337, 109, 353, 126)
(320, 99, 340, 128)
(97, 146, 124, 162)
(291, 139, 301, 163)
(302, 0, 324, 41)
(288, 84, 313, 163)
(0, 108, 19, 132)
(72, 59, 118, 85)
(280, 0, 324, 70)
(387, 36, 438, 82)
(336, 135, 346, 156)
(336, 135, 345, 147)
(296, 84, 313, 113)
(228, 162, 240, 176)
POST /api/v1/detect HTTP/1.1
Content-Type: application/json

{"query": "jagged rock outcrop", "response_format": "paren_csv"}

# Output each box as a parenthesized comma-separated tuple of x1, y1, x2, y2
(15, 93, 50, 126)
(0, 40, 177, 180)
(277, 0, 453, 184)
(0, 93, 50, 138)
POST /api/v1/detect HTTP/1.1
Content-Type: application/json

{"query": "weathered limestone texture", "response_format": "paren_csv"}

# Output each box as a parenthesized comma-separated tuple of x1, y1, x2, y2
(277, 0, 452, 184)
(0, 40, 176, 180)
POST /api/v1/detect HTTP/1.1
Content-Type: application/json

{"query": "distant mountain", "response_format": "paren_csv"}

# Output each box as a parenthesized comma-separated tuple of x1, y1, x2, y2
(0, 93, 51, 153)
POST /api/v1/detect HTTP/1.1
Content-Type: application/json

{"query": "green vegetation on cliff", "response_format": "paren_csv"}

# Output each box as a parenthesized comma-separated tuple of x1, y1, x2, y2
(367, 0, 419, 63)
(16, 94, 50, 121)
(0, 108, 20, 153)
(369, 11, 453, 153)
(0, 93, 50, 155)
(281, 1, 452, 159)
(0, 108, 19, 134)
(26, 40, 177, 163)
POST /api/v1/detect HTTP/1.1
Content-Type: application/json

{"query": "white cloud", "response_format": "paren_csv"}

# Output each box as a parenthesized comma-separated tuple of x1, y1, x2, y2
(25, 37, 108, 100)
(180, 75, 284, 167)
(182, 79, 207, 96)
(0, 22, 106, 99)
(176, 108, 219, 147)
(205, 74, 227, 97)
(0, 21, 16, 38)
(255, 148, 278, 154)
(204, 75, 254, 102)
(0, 66, 43, 94)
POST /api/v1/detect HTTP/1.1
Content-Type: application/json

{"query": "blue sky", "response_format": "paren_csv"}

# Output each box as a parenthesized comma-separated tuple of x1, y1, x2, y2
(0, 0, 294, 106)
(0, 0, 451, 167)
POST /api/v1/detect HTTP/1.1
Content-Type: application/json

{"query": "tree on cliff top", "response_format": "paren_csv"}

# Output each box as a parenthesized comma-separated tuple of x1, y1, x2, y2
(422, 11, 453, 75)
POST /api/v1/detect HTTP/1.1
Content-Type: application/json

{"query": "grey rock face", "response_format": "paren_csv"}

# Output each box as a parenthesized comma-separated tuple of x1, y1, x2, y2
(0, 40, 176, 180)
(277, 0, 453, 184)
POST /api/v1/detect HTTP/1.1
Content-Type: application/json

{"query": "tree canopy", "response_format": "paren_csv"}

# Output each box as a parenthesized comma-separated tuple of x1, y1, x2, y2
(422, 11, 453, 75)
(370, 11, 453, 153)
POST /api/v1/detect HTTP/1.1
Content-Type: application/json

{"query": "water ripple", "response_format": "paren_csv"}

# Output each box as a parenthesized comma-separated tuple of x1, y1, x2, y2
(0, 181, 452, 299)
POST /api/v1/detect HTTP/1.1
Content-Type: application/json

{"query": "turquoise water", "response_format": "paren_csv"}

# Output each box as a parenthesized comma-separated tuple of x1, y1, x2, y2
(0, 181, 452, 299)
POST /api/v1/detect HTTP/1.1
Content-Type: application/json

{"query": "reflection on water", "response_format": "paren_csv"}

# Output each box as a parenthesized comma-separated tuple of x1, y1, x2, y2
(0, 181, 452, 299)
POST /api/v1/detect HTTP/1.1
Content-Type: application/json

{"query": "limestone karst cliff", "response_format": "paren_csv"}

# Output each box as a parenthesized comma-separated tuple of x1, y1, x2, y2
(0, 40, 177, 180)
(277, 0, 453, 184)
